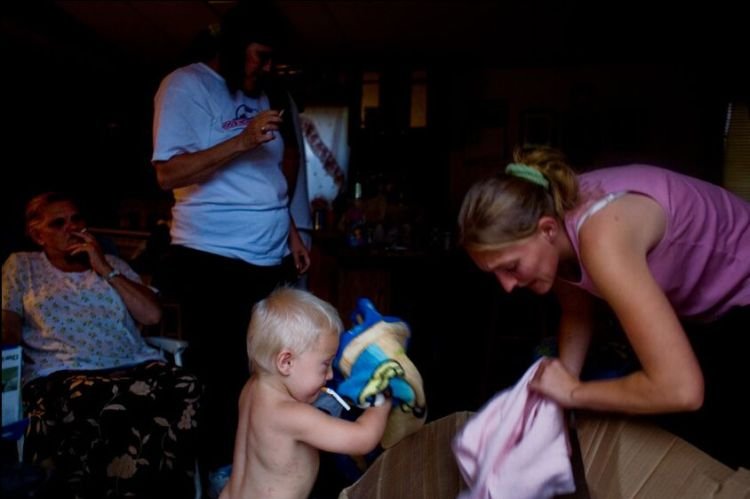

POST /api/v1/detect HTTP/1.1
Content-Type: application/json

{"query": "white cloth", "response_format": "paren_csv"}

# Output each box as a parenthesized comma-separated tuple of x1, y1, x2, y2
(301, 106, 349, 205)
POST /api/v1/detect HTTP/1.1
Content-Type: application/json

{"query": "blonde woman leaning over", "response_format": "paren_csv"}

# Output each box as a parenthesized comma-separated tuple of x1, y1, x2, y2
(458, 147, 750, 469)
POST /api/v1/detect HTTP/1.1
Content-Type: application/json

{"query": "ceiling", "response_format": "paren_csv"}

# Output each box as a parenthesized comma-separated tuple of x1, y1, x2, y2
(49, 0, 572, 69)
(30, 0, 746, 75)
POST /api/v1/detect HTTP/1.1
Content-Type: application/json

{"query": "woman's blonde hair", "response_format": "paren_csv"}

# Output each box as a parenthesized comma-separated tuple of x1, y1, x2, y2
(247, 287, 343, 374)
(458, 147, 579, 251)
(24, 192, 79, 238)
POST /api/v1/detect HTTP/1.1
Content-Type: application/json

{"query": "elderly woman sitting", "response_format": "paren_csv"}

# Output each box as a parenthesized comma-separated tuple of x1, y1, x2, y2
(1, 192, 201, 498)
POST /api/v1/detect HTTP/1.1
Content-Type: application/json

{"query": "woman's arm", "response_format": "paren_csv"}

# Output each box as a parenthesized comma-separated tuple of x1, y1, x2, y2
(1, 310, 22, 344)
(103, 272, 163, 326)
(154, 110, 283, 190)
(531, 194, 703, 414)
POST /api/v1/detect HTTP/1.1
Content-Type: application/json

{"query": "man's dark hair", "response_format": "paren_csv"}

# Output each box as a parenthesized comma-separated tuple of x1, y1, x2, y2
(218, 1, 287, 94)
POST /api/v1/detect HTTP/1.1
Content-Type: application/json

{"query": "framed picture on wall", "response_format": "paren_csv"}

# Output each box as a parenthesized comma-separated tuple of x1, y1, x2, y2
(521, 110, 558, 148)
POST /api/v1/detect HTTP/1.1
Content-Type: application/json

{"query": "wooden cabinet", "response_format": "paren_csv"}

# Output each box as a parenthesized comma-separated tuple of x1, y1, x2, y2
(308, 233, 410, 320)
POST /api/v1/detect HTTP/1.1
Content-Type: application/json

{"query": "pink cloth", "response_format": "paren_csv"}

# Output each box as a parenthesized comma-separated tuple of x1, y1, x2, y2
(452, 358, 575, 499)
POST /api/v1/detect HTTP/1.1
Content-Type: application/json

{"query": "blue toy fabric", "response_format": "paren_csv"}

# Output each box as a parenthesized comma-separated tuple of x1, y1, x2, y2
(333, 298, 427, 448)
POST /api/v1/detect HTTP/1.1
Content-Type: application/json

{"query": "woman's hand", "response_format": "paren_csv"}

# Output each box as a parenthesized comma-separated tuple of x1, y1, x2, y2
(68, 229, 161, 325)
(239, 109, 284, 150)
(529, 357, 582, 408)
(288, 224, 311, 275)
(68, 229, 111, 275)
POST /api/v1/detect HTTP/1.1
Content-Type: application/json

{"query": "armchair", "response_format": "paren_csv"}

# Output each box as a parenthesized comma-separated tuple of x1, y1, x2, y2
(2, 338, 201, 499)
(145, 336, 189, 367)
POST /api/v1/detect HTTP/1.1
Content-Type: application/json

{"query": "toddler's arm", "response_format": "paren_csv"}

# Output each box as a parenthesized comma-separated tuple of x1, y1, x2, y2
(287, 399, 392, 455)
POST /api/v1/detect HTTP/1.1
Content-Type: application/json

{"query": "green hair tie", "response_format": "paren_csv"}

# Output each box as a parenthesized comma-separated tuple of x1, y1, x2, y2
(505, 163, 549, 190)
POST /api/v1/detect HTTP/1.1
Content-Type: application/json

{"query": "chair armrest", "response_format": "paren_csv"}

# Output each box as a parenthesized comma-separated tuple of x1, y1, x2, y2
(145, 336, 189, 366)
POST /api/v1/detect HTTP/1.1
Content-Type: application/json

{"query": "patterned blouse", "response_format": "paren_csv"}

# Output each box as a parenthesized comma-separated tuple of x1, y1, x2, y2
(2, 252, 163, 384)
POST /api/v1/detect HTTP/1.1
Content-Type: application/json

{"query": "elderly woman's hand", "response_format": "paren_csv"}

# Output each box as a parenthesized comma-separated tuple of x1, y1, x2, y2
(68, 229, 110, 276)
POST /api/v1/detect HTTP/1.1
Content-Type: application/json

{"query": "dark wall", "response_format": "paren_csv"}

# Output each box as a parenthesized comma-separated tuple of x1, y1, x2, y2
(2, 4, 166, 259)
(3, 2, 745, 258)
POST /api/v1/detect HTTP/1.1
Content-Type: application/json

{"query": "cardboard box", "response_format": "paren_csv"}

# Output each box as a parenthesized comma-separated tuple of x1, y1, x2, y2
(576, 413, 750, 499)
(339, 411, 750, 499)
(339, 411, 472, 499)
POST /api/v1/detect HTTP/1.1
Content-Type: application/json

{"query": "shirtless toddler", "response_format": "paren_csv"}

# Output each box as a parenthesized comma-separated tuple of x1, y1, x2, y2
(219, 287, 391, 499)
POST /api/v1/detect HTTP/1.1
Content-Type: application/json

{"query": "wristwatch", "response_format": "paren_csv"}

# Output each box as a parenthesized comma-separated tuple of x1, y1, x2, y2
(104, 269, 122, 282)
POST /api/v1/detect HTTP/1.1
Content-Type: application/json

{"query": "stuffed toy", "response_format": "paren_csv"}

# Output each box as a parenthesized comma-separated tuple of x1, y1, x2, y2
(334, 297, 427, 448)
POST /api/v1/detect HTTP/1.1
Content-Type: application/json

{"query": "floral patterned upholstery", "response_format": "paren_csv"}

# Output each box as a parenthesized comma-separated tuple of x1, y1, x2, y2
(22, 360, 200, 498)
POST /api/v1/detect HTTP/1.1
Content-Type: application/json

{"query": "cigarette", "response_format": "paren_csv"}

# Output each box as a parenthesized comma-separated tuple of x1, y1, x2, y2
(321, 387, 350, 411)
(80, 227, 88, 234)
(278, 109, 285, 118)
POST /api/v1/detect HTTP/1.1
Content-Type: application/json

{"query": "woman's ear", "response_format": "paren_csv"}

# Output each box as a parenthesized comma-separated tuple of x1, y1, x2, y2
(538, 216, 559, 242)
(276, 350, 294, 375)
(28, 228, 43, 247)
